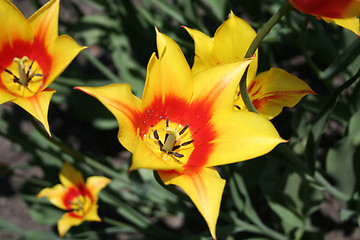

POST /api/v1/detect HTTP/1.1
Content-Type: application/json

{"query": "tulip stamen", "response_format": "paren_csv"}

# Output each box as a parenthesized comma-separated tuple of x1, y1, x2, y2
(152, 117, 194, 159)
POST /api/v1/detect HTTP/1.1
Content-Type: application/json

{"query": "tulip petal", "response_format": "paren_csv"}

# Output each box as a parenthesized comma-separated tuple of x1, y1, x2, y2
(158, 167, 225, 240)
(183, 27, 214, 75)
(37, 184, 67, 210)
(240, 68, 315, 119)
(0, 88, 16, 104)
(192, 58, 252, 113)
(57, 212, 83, 238)
(0, 0, 33, 48)
(211, 11, 258, 81)
(76, 84, 141, 152)
(130, 135, 184, 171)
(142, 29, 193, 108)
(28, 0, 59, 48)
(45, 35, 85, 88)
(59, 162, 85, 188)
(322, 17, 360, 35)
(12, 88, 55, 136)
(83, 204, 102, 222)
(206, 110, 285, 167)
(86, 176, 111, 202)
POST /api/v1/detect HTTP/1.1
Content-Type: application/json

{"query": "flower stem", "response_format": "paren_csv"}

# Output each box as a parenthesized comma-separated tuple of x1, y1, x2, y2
(240, 1, 293, 113)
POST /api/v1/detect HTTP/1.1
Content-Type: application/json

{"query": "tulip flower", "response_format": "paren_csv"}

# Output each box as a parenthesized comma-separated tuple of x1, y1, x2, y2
(0, 0, 85, 135)
(76, 29, 285, 239)
(38, 162, 111, 237)
(185, 11, 315, 119)
(289, 0, 360, 35)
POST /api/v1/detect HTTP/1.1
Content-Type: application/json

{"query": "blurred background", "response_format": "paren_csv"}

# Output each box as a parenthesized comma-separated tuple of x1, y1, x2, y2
(1, 0, 360, 239)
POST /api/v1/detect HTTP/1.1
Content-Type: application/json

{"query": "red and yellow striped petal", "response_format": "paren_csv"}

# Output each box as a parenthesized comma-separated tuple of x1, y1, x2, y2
(192, 58, 252, 113)
(238, 68, 315, 119)
(59, 162, 85, 188)
(0, 0, 33, 49)
(37, 184, 67, 210)
(158, 167, 225, 240)
(206, 110, 285, 167)
(141, 29, 193, 109)
(12, 88, 56, 136)
(28, 0, 59, 49)
(86, 176, 111, 202)
(76, 84, 141, 152)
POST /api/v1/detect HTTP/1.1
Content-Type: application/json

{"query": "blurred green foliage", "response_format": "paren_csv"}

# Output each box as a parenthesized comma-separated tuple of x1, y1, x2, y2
(1, 0, 360, 239)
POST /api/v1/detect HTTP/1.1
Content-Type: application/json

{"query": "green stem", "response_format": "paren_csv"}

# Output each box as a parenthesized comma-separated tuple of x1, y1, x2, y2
(240, 1, 293, 113)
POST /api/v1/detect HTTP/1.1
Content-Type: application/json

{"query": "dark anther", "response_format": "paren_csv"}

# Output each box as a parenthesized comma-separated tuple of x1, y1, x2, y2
(181, 139, 194, 146)
(235, 105, 241, 110)
(26, 59, 35, 78)
(179, 124, 189, 135)
(4, 69, 20, 82)
(166, 117, 169, 128)
(153, 129, 159, 140)
(164, 133, 169, 142)
(172, 145, 181, 151)
(173, 152, 184, 158)
(158, 140, 163, 151)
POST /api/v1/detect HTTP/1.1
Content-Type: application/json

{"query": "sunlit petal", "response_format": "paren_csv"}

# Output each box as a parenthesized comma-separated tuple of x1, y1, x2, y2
(28, 0, 59, 48)
(322, 17, 360, 35)
(37, 184, 67, 210)
(12, 88, 56, 136)
(206, 110, 286, 167)
(76, 84, 141, 152)
(141, 29, 193, 108)
(159, 167, 225, 240)
(86, 176, 111, 202)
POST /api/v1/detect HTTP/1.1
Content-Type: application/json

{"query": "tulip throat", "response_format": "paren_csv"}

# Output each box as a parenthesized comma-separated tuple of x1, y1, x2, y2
(145, 117, 195, 165)
(64, 186, 93, 218)
(2, 56, 44, 97)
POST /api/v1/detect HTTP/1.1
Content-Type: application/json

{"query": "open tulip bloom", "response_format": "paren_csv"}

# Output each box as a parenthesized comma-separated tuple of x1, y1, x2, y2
(185, 11, 315, 120)
(289, 0, 360, 35)
(76, 29, 286, 239)
(38, 162, 111, 237)
(0, 0, 85, 135)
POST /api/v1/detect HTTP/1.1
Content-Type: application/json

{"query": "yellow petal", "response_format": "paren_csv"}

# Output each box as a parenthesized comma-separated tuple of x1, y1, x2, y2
(57, 212, 84, 238)
(322, 17, 360, 35)
(130, 135, 184, 171)
(0, 0, 33, 48)
(37, 184, 67, 210)
(45, 35, 86, 88)
(211, 11, 258, 82)
(76, 84, 141, 152)
(183, 27, 214, 75)
(206, 110, 285, 167)
(59, 162, 85, 188)
(12, 88, 56, 136)
(192, 58, 252, 113)
(28, 0, 59, 48)
(158, 167, 225, 240)
(0, 88, 16, 104)
(141, 29, 193, 108)
(240, 68, 315, 119)
(86, 176, 111, 202)
(83, 204, 102, 222)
